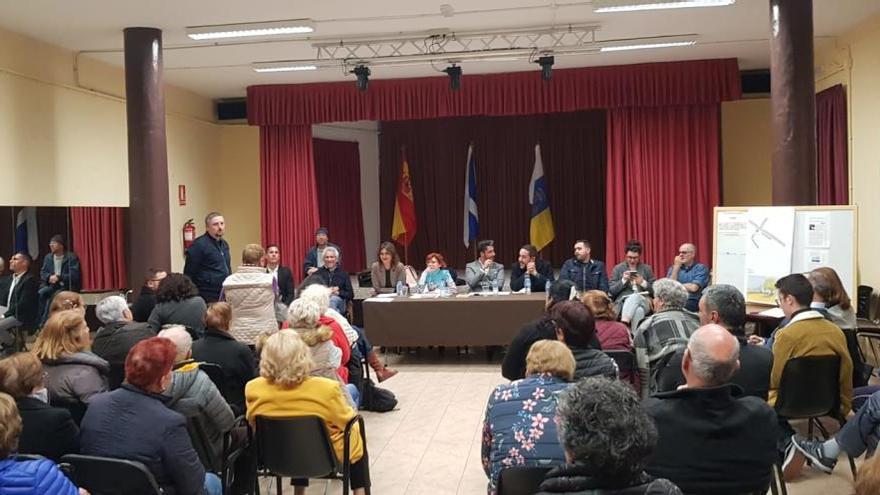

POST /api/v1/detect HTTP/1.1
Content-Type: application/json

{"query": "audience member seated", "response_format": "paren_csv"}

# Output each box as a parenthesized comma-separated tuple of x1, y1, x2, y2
(191, 302, 256, 415)
(79, 337, 221, 495)
(314, 247, 353, 315)
(418, 252, 458, 294)
(559, 240, 609, 293)
(656, 284, 773, 400)
(303, 227, 342, 278)
(371, 241, 408, 295)
(0, 256, 10, 311)
(246, 330, 369, 495)
(147, 273, 208, 339)
(0, 352, 78, 461)
(222, 243, 278, 346)
(633, 278, 699, 397)
(38, 235, 82, 326)
(286, 300, 357, 407)
(645, 325, 779, 494)
(32, 310, 109, 422)
(807, 266, 867, 387)
(509, 244, 554, 293)
(158, 326, 235, 463)
(131, 268, 167, 322)
(482, 340, 574, 495)
(0, 252, 39, 356)
(769, 274, 853, 467)
(0, 392, 85, 495)
(47, 291, 85, 320)
(297, 285, 353, 383)
(608, 240, 655, 331)
(266, 244, 295, 307)
(466, 240, 505, 292)
(551, 301, 617, 380)
(581, 291, 631, 352)
(665, 243, 708, 312)
(501, 280, 577, 381)
(92, 295, 156, 389)
(536, 378, 682, 495)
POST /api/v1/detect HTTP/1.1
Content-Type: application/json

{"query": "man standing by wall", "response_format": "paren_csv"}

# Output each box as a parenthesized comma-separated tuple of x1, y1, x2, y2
(183, 212, 231, 304)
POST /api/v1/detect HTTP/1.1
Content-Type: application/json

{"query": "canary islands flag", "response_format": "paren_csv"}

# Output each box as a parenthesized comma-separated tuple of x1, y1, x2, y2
(391, 151, 417, 246)
(529, 144, 555, 251)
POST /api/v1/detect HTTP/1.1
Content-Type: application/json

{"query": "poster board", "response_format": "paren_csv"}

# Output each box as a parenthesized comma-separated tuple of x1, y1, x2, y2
(713, 205, 857, 305)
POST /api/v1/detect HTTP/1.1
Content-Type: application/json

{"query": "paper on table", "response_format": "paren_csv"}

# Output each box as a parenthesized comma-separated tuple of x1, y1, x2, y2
(375, 293, 398, 298)
(757, 307, 785, 318)
(364, 297, 394, 303)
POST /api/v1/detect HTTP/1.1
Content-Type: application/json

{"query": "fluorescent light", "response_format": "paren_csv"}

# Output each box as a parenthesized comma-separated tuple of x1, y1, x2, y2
(252, 62, 318, 73)
(600, 40, 696, 52)
(187, 19, 314, 40)
(594, 0, 735, 13)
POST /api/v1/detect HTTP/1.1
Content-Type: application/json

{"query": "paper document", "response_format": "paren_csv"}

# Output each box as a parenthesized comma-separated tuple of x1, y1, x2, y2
(364, 298, 394, 303)
(757, 307, 785, 318)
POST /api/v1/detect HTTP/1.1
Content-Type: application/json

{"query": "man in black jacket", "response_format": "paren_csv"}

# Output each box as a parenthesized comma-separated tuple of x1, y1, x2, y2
(0, 252, 39, 353)
(131, 268, 167, 322)
(509, 244, 553, 292)
(183, 212, 231, 303)
(645, 324, 779, 494)
(314, 247, 353, 315)
(92, 295, 156, 389)
(656, 284, 773, 400)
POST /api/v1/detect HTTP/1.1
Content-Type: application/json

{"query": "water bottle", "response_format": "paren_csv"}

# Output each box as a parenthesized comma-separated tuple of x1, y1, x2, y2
(545, 280, 552, 293)
(523, 276, 532, 294)
(491, 278, 499, 293)
(396, 281, 404, 296)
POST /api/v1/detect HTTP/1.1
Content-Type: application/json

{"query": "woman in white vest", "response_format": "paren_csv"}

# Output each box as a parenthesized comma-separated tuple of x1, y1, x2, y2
(222, 244, 277, 346)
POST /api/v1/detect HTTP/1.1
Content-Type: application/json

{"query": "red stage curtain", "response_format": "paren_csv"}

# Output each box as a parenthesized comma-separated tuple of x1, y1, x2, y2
(261, 126, 320, 283)
(70, 207, 126, 290)
(605, 105, 721, 274)
(379, 111, 606, 269)
(313, 138, 367, 272)
(817, 84, 849, 205)
(249, 59, 741, 126)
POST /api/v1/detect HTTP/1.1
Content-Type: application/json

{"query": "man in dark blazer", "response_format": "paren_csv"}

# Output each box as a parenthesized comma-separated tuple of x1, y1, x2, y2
(38, 234, 82, 324)
(183, 212, 231, 303)
(509, 244, 554, 292)
(266, 244, 295, 306)
(0, 252, 40, 353)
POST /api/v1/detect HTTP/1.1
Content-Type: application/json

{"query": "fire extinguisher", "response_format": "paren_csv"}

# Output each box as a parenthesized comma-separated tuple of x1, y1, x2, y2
(183, 219, 196, 254)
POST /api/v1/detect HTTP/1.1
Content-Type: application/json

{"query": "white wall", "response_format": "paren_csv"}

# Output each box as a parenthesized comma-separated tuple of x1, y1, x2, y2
(312, 121, 381, 262)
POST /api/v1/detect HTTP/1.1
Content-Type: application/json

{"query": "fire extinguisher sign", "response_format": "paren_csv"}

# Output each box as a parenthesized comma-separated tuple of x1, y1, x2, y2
(178, 185, 186, 206)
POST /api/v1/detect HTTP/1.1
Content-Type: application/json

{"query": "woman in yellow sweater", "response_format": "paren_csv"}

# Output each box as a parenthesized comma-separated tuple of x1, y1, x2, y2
(245, 329, 367, 494)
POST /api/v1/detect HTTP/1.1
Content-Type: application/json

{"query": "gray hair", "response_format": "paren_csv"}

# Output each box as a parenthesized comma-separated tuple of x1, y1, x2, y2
(95, 295, 129, 324)
(298, 284, 330, 314)
(686, 326, 740, 387)
(653, 278, 688, 309)
(703, 284, 746, 332)
(287, 299, 321, 330)
(556, 377, 657, 483)
(158, 325, 192, 363)
(322, 246, 339, 258)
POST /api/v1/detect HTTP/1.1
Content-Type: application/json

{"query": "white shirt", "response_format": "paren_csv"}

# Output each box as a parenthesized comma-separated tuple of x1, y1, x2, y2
(7, 272, 24, 308)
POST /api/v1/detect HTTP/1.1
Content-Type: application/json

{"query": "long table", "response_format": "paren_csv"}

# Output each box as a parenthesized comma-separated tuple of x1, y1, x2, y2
(362, 293, 547, 346)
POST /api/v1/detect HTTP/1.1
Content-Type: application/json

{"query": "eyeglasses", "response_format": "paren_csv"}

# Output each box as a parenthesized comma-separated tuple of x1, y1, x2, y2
(678, 251, 694, 255)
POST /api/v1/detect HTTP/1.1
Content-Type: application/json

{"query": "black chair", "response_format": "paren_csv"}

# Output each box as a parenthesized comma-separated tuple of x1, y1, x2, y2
(497, 466, 552, 495)
(186, 412, 248, 495)
(774, 355, 857, 479)
(200, 362, 226, 395)
(856, 327, 880, 371)
(604, 349, 640, 393)
(60, 454, 163, 495)
(255, 415, 369, 495)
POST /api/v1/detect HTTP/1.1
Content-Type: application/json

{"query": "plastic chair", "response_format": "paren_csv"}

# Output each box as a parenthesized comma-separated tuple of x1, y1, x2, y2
(186, 413, 247, 495)
(255, 415, 369, 495)
(497, 466, 552, 495)
(774, 355, 857, 479)
(60, 454, 163, 495)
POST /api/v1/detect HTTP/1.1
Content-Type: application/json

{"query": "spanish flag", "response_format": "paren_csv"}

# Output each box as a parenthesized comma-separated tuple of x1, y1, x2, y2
(391, 150, 417, 246)
(529, 144, 555, 251)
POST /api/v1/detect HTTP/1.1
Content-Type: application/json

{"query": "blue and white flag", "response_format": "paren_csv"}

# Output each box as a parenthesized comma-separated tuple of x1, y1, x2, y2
(15, 207, 39, 259)
(463, 144, 479, 248)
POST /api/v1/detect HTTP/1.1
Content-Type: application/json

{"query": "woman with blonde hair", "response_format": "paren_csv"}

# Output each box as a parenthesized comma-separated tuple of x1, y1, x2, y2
(246, 330, 369, 495)
(481, 340, 575, 494)
(32, 309, 108, 422)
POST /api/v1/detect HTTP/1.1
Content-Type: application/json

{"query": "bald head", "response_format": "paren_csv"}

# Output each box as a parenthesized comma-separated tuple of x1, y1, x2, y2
(682, 324, 740, 388)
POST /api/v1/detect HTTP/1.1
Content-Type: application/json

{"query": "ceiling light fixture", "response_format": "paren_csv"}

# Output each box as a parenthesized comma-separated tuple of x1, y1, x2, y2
(443, 64, 462, 91)
(251, 62, 318, 73)
(351, 65, 371, 91)
(536, 55, 555, 81)
(186, 19, 314, 40)
(593, 0, 735, 13)
(600, 40, 696, 52)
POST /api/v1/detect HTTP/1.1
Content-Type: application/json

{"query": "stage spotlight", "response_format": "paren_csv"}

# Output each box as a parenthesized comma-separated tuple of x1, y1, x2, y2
(443, 64, 462, 91)
(351, 65, 371, 91)
(536, 56, 555, 81)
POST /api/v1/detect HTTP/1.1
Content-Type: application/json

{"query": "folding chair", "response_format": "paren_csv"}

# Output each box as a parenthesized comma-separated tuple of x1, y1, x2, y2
(60, 454, 163, 495)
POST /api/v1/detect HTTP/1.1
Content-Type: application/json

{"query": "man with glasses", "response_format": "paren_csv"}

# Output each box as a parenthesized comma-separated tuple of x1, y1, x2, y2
(667, 243, 708, 312)
(609, 240, 655, 330)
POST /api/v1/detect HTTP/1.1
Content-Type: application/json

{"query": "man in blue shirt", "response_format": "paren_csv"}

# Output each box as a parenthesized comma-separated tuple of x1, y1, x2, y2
(666, 243, 709, 312)
(559, 240, 609, 293)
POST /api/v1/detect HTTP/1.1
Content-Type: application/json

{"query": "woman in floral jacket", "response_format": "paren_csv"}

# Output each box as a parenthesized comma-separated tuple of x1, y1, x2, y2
(481, 340, 575, 494)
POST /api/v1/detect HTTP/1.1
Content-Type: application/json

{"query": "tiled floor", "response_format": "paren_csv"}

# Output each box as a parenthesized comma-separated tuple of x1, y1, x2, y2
(260, 349, 859, 495)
